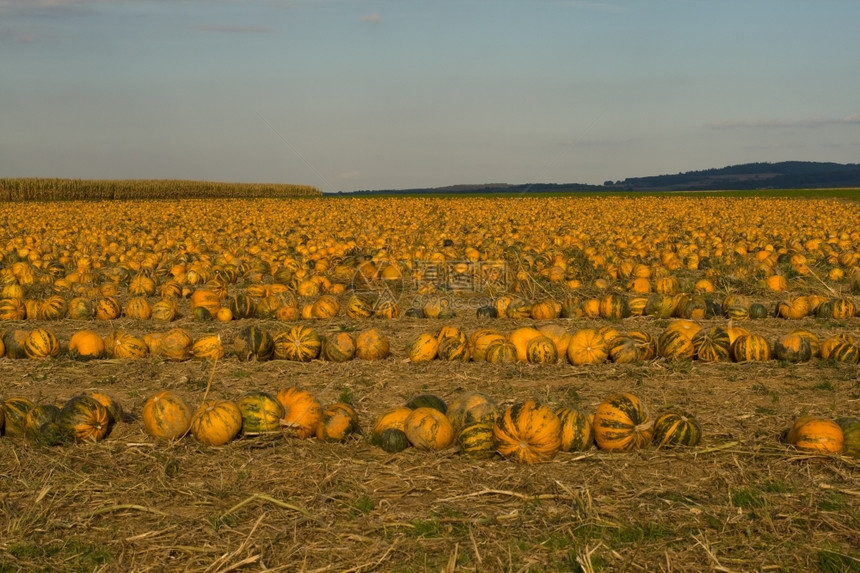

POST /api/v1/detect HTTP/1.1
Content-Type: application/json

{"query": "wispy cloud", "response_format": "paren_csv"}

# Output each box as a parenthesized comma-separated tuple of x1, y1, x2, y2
(0, 0, 120, 15)
(560, 136, 639, 148)
(196, 24, 275, 34)
(705, 115, 860, 129)
(359, 12, 380, 23)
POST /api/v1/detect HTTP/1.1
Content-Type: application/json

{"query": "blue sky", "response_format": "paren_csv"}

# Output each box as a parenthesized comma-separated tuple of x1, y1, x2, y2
(2, 0, 859, 191)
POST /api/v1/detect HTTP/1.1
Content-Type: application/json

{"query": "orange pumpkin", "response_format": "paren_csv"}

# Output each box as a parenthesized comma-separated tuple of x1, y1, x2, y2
(68, 330, 106, 360)
(508, 326, 543, 363)
(191, 334, 226, 361)
(404, 407, 455, 450)
(566, 329, 608, 366)
(59, 395, 109, 442)
(493, 401, 562, 463)
(593, 393, 653, 451)
(354, 328, 390, 360)
(190, 400, 243, 446)
(310, 294, 341, 319)
(372, 406, 413, 436)
(556, 407, 594, 452)
(277, 387, 323, 439)
(321, 331, 356, 362)
(142, 391, 193, 440)
(406, 332, 439, 362)
(785, 416, 843, 454)
(316, 402, 361, 442)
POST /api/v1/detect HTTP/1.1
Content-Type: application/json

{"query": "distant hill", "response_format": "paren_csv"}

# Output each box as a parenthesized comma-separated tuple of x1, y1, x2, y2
(334, 161, 860, 195)
(606, 161, 860, 191)
(337, 182, 604, 195)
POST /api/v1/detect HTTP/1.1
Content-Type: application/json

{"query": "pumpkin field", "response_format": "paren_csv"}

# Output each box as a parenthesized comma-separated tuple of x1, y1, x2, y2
(1, 189, 859, 572)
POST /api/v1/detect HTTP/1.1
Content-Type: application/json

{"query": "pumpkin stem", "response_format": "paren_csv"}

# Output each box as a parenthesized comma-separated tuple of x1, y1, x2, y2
(200, 355, 219, 403)
(634, 419, 654, 433)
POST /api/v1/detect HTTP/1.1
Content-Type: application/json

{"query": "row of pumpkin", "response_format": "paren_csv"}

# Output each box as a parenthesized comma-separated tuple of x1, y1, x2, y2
(1, 320, 857, 365)
(1, 389, 856, 463)
(1, 287, 858, 325)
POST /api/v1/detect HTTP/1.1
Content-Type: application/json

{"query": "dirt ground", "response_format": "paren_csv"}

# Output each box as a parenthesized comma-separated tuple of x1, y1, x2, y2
(1, 312, 859, 573)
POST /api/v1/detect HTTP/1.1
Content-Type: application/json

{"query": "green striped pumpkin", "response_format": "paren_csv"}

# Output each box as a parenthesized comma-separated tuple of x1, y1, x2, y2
(437, 333, 470, 362)
(599, 293, 630, 320)
(652, 410, 702, 448)
(24, 328, 60, 359)
(59, 395, 109, 442)
(190, 399, 243, 446)
(458, 422, 496, 459)
(273, 325, 321, 362)
(593, 393, 652, 451)
(830, 298, 856, 320)
(774, 333, 812, 363)
(627, 330, 657, 360)
(692, 326, 731, 362)
(406, 332, 439, 362)
(493, 401, 562, 464)
(485, 340, 518, 364)
(233, 325, 273, 361)
(731, 333, 771, 362)
(372, 428, 410, 453)
(658, 329, 695, 360)
(406, 394, 448, 414)
(228, 294, 256, 319)
(2, 397, 36, 437)
(24, 404, 61, 438)
(608, 336, 640, 364)
(526, 335, 558, 364)
(321, 332, 355, 362)
(836, 417, 860, 458)
(237, 391, 285, 435)
(505, 298, 532, 319)
(39, 295, 68, 320)
(0, 298, 27, 321)
(447, 392, 498, 434)
(822, 339, 859, 364)
(345, 295, 374, 319)
(555, 407, 594, 452)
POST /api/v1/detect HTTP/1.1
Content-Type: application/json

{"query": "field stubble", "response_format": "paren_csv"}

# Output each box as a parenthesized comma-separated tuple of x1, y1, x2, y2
(1, 314, 859, 573)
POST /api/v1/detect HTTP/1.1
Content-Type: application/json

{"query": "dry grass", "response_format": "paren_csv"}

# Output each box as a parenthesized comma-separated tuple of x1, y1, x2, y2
(2, 313, 859, 572)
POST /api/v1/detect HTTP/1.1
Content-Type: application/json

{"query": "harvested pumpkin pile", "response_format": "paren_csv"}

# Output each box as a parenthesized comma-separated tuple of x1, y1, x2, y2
(1, 193, 859, 572)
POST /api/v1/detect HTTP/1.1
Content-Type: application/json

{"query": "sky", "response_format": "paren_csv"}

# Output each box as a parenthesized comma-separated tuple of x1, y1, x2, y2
(2, 0, 859, 192)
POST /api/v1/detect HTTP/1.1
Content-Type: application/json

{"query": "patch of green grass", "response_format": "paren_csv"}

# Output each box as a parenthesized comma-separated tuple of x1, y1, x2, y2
(818, 492, 848, 512)
(816, 548, 860, 573)
(732, 487, 766, 510)
(184, 377, 209, 391)
(352, 494, 375, 515)
(811, 380, 836, 391)
(338, 387, 354, 404)
(409, 518, 445, 538)
(231, 369, 252, 379)
(611, 521, 677, 544)
(762, 479, 793, 494)
(6, 539, 111, 573)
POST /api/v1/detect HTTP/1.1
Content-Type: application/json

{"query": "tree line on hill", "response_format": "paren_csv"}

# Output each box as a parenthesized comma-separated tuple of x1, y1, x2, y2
(337, 162, 860, 195)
